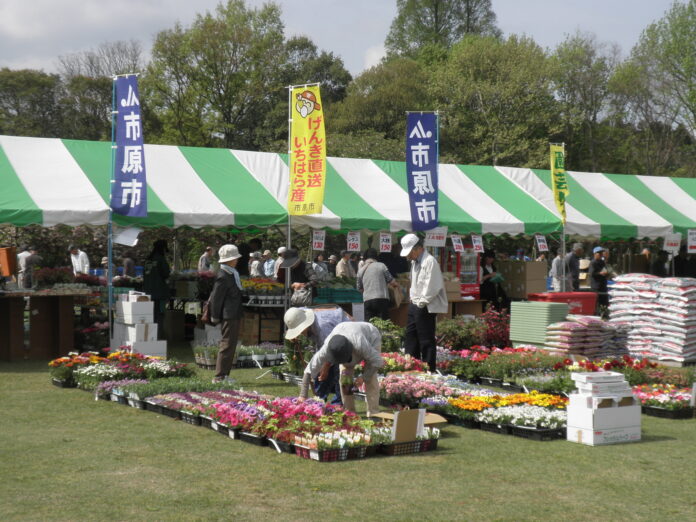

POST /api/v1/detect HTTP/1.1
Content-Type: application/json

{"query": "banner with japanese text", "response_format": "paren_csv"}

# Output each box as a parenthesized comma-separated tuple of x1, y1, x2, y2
(288, 85, 326, 215)
(406, 112, 438, 231)
(112, 75, 147, 217)
(450, 234, 464, 253)
(550, 144, 569, 225)
(424, 226, 448, 247)
(470, 234, 484, 253)
(535, 234, 549, 252)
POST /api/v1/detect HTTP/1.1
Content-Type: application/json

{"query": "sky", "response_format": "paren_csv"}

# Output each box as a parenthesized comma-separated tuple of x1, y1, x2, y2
(0, 0, 677, 76)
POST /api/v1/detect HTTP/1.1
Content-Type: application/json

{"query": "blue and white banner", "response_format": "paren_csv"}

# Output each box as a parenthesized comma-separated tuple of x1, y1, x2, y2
(112, 75, 147, 217)
(405, 112, 438, 231)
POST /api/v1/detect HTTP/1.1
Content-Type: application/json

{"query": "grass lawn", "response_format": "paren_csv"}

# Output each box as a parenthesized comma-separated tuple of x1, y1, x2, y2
(2, 342, 696, 521)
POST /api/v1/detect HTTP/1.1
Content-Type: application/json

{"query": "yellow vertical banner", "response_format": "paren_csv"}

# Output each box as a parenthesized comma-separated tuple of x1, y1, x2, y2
(288, 85, 326, 215)
(550, 144, 569, 224)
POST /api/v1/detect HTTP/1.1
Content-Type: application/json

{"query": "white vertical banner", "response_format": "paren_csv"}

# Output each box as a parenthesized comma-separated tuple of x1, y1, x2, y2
(347, 231, 361, 252)
(424, 226, 448, 247)
(535, 234, 549, 252)
(451, 234, 464, 253)
(379, 232, 392, 253)
(470, 234, 484, 253)
(688, 230, 696, 254)
(312, 229, 325, 251)
(663, 232, 682, 255)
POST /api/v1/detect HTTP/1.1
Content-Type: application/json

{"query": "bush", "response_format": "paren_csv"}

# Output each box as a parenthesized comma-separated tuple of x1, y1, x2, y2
(369, 317, 404, 352)
(481, 307, 510, 348)
(436, 316, 485, 351)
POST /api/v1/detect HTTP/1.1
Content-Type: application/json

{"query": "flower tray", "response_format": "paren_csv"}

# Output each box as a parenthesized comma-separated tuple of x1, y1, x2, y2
(295, 446, 349, 462)
(110, 393, 128, 406)
(51, 378, 77, 388)
(502, 382, 525, 394)
(443, 414, 480, 430)
(365, 445, 379, 458)
(378, 441, 422, 456)
(199, 416, 213, 429)
(227, 428, 241, 440)
(510, 425, 565, 441)
(196, 363, 216, 370)
(480, 422, 513, 435)
(128, 398, 146, 410)
(239, 431, 268, 446)
(642, 405, 695, 419)
(270, 372, 285, 382)
(181, 412, 201, 426)
(347, 446, 368, 459)
(144, 401, 161, 414)
(160, 406, 181, 420)
(419, 438, 439, 452)
(268, 438, 295, 454)
(480, 377, 504, 388)
(210, 421, 229, 437)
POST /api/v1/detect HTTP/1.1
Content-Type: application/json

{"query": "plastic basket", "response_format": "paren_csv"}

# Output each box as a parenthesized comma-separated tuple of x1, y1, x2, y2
(479, 422, 513, 436)
(642, 405, 695, 419)
(239, 431, 268, 446)
(181, 412, 201, 426)
(160, 406, 181, 420)
(510, 426, 565, 441)
(378, 441, 422, 456)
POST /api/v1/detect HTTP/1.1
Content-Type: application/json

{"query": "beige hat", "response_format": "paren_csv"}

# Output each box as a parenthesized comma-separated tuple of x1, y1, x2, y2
(263, 250, 272, 256)
(284, 307, 315, 340)
(218, 244, 241, 263)
(400, 233, 419, 257)
(277, 246, 287, 255)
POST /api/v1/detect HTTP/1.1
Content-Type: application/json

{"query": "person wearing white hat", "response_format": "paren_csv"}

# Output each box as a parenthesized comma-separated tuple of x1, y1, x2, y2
(400, 233, 447, 371)
(274, 246, 287, 279)
(249, 251, 263, 277)
(262, 250, 275, 277)
(209, 244, 243, 383)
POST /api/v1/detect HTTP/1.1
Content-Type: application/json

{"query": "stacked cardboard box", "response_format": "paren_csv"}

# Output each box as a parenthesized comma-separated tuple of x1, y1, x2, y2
(497, 260, 548, 299)
(444, 280, 461, 301)
(240, 311, 283, 345)
(566, 372, 640, 446)
(111, 292, 167, 357)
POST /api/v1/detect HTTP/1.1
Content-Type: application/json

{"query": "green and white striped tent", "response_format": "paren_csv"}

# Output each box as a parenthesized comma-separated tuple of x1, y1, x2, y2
(2, 135, 696, 239)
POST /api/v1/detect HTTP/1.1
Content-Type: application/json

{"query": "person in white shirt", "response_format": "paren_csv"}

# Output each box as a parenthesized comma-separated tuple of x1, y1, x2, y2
(69, 245, 90, 275)
(299, 321, 384, 417)
(262, 250, 275, 277)
(16, 245, 31, 289)
(335, 250, 356, 278)
(274, 246, 286, 279)
(249, 251, 263, 277)
(400, 233, 447, 372)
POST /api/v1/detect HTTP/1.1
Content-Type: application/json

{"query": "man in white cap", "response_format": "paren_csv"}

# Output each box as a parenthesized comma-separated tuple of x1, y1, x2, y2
(274, 246, 286, 279)
(400, 233, 447, 371)
(209, 244, 244, 383)
(298, 320, 384, 417)
(284, 306, 350, 405)
(262, 250, 275, 277)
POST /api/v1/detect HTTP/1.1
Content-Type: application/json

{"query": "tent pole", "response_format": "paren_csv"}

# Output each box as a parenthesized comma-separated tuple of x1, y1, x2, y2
(107, 77, 117, 346)
(560, 226, 566, 292)
(285, 85, 292, 316)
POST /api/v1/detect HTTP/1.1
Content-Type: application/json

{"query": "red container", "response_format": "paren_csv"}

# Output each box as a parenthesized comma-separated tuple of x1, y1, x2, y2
(527, 292, 597, 315)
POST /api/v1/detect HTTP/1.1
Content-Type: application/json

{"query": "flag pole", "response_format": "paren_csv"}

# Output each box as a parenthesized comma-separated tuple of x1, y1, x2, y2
(285, 85, 293, 315)
(108, 77, 118, 345)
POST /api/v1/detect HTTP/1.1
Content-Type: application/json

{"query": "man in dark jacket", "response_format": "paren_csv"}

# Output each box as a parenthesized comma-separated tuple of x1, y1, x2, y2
(589, 246, 609, 309)
(209, 244, 244, 383)
(143, 240, 170, 337)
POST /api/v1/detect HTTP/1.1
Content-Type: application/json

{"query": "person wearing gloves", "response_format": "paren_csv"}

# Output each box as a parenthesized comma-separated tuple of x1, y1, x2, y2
(208, 244, 244, 383)
(299, 321, 384, 417)
(400, 233, 447, 372)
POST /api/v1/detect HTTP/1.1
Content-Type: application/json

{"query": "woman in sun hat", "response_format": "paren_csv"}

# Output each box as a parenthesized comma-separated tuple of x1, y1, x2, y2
(209, 244, 244, 383)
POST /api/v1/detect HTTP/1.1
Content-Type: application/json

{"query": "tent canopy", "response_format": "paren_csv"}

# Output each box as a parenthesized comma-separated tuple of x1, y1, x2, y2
(2, 135, 696, 239)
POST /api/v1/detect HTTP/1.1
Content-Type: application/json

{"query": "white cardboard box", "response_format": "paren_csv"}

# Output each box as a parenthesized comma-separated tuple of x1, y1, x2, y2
(126, 323, 158, 342)
(567, 402, 641, 431)
(575, 382, 633, 395)
(567, 425, 641, 446)
(116, 301, 153, 315)
(571, 371, 625, 384)
(127, 340, 167, 358)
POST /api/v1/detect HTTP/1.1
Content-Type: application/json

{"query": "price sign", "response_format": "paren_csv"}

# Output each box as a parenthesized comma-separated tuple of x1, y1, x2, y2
(312, 229, 325, 251)
(451, 234, 464, 253)
(688, 230, 696, 253)
(424, 226, 448, 247)
(379, 232, 392, 253)
(535, 234, 549, 252)
(471, 234, 484, 253)
(664, 232, 682, 255)
(347, 231, 361, 252)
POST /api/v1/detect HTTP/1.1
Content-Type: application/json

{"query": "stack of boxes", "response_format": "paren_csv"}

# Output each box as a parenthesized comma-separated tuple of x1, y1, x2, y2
(566, 371, 641, 446)
(111, 292, 167, 357)
(240, 311, 282, 346)
(497, 260, 548, 299)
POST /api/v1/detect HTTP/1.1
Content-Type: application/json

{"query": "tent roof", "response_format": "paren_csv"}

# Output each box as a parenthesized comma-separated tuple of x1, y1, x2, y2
(1, 135, 696, 239)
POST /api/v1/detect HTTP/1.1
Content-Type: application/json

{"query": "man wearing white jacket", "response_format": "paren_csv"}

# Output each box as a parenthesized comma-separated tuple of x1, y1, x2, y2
(400, 233, 447, 372)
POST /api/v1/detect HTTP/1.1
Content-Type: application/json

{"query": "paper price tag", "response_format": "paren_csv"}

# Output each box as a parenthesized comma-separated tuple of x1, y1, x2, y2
(688, 230, 696, 254)
(424, 226, 448, 247)
(347, 231, 361, 252)
(470, 234, 484, 253)
(535, 234, 549, 252)
(312, 230, 325, 251)
(664, 232, 682, 255)
(379, 232, 392, 253)
(451, 234, 464, 253)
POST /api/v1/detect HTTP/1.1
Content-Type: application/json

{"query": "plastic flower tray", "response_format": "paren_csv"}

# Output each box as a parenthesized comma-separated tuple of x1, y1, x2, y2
(210, 421, 229, 437)
(510, 426, 565, 441)
(268, 439, 295, 454)
(110, 393, 128, 406)
(347, 446, 368, 459)
(227, 428, 241, 440)
(378, 441, 422, 456)
(159, 406, 181, 420)
(181, 411, 201, 426)
(127, 398, 145, 410)
(199, 416, 213, 429)
(239, 431, 268, 446)
(51, 378, 77, 388)
(419, 438, 439, 452)
(642, 405, 695, 419)
(144, 401, 161, 414)
(479, 422, 513, 435)
(480, 377, 504, 388)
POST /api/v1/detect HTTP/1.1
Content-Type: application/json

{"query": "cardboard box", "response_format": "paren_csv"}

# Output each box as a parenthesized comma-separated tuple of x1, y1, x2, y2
(567, 425, 641, 446)
(444, 280, 461, 293)
(126, 323, 158, 342)
(127, 340, 167, 358)
(567, 402, 641, 431)
(0, 247, 17, 277)
(116, 301, 154, 323)
(575, 382, 633, 395)
(571, 371, 625, 384)
(372, 411, 447, 429)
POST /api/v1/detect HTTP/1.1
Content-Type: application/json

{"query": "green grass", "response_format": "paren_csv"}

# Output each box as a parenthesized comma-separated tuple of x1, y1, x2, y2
(2, 344, 696, 521)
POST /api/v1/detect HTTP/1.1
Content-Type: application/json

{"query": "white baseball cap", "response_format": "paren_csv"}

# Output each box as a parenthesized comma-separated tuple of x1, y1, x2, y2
(400, 234, 419, 257)
(277, 246, 287, 254)
(218, 244, 241, 263)
(284, 307, 315, 340)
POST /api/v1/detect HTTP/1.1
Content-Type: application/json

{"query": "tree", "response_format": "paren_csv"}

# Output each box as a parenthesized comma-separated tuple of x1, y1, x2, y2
(431, 35, 561, 167)
(0, 68, 62, 137)
(143, 0, 287, 149)
(58, 40, 144, 79)
(385, 0, 501, 57)
(59, 75, 112, 141)
(551, 32, 619, 171)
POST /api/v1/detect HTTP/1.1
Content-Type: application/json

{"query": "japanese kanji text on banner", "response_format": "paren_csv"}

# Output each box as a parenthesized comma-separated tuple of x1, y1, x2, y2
(112, 75, 147, 217)
(288, 85, 326, 216)
(406, 112, 438, 231)
(550, 144, 569, 224)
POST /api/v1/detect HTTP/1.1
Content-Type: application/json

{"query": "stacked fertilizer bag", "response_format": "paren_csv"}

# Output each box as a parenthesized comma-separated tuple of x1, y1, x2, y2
(544, 315, 625, 358)
(567, 315, 616, 359)
(608, 274, 659, 358)
(544, 321, 587, 355)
